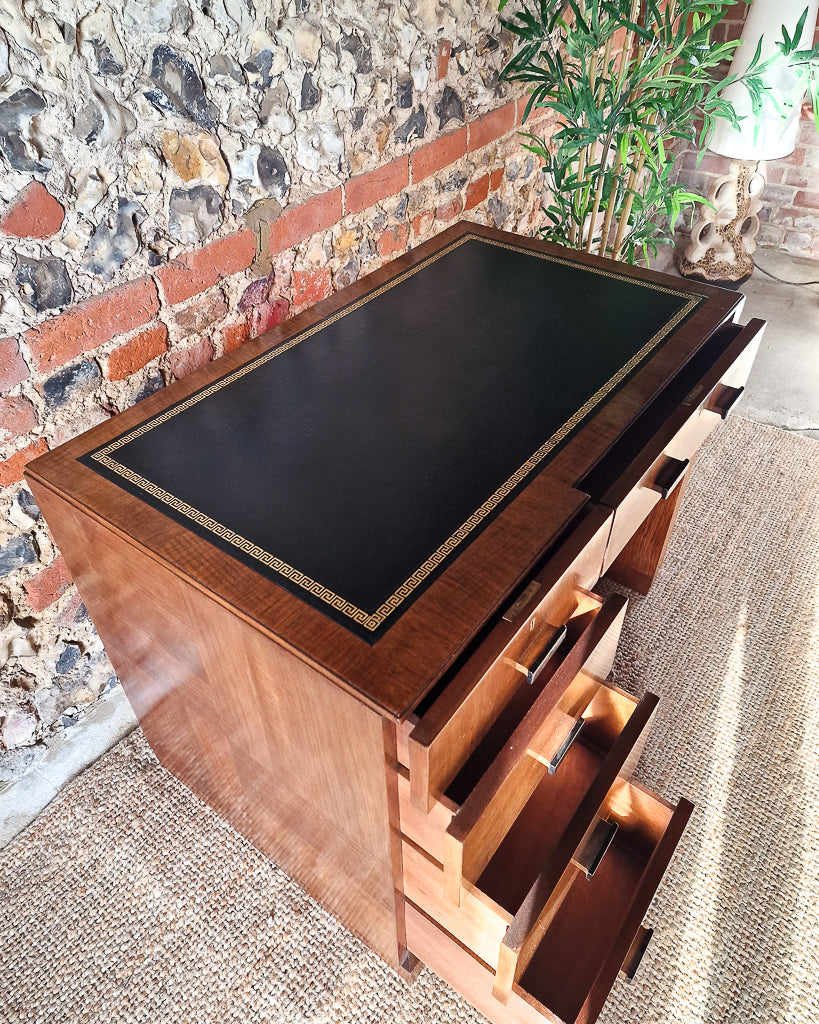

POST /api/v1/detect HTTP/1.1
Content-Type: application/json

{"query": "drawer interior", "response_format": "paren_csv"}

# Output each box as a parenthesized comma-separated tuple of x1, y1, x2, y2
(401, 674, 660, 963)
(511, 782, 693, 1024)
(475, 683, 650, 914)
(404, 783, 693, 1024)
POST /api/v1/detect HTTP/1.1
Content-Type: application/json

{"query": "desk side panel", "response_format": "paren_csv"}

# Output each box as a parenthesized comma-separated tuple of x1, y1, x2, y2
(29, 481, 403, 968)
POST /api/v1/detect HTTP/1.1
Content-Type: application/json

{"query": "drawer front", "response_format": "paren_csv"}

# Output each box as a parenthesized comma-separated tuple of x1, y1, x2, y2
(579, 318, 765, 574)
(602, 417, 698, 573)
(405, 785, 693, 1024)
(403, 591, 629, 857)
(441, 600, 642, 906)
(405, 507, 613, 812)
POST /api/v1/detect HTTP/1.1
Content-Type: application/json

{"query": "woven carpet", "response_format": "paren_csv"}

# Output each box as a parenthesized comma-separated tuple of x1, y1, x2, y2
(2, 416, 818, 1024)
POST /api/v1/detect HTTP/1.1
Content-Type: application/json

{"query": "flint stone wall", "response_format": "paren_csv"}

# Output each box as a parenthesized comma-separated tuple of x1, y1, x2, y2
(0, 0, 555, 783)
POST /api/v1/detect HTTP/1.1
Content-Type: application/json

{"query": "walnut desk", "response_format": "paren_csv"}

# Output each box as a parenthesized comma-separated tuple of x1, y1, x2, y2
(27, 223, 764, 1024)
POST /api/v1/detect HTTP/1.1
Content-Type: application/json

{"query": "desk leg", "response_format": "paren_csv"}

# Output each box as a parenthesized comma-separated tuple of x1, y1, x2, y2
(605, 460, 694, 594)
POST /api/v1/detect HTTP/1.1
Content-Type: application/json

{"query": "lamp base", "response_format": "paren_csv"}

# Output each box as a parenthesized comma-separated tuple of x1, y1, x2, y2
(676, 160, 765, 285)
(672, 264, 752, 291)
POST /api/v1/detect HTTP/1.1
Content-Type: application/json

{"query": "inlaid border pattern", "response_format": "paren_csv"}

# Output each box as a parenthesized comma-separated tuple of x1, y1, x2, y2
(88, 235, 702, 632)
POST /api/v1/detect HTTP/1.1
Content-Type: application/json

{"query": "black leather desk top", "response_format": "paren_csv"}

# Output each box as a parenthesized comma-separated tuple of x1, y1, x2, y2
(83, 234, 702, 641)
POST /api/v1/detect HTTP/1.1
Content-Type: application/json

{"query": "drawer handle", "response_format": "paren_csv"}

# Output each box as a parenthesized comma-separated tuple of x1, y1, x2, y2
(547, 716, 584, 775)
(502, 579, 542, 623)
(506, 623, 568, 685)
(573, 818, 618, 879)
(649, 456, 689, 500)
(620, 925, 653, 982)
(706, 383, 745, 419)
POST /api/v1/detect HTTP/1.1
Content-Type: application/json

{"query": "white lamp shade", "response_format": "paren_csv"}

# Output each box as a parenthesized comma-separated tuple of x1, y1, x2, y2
(709, 0, 819, 160)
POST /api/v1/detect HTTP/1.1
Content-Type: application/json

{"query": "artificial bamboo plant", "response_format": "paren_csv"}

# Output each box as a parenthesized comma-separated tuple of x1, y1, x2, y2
(499, 0, 819, 263)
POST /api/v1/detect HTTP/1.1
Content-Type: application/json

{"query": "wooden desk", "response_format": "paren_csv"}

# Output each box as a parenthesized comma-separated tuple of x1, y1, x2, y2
(27, 223, 764, 1024)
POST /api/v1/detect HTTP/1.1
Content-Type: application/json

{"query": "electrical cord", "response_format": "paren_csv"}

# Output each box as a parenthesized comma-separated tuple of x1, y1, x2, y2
(753, 260, 818, 284)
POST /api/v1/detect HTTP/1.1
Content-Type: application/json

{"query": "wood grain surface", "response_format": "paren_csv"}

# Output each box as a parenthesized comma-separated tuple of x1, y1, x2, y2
(407, 505, 612, 813)
(28, 478, 404, 968)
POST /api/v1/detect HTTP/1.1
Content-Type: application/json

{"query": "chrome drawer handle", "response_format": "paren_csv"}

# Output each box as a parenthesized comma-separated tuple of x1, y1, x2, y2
(573, 818, 619, 879)
(650, 456, 689, 500)
(502, 579, 542, 623)
(547, 717, 584, 775)
(512, 623, 568, 685)
(707, 383, 745, 419)
(621, 925, 653, 982)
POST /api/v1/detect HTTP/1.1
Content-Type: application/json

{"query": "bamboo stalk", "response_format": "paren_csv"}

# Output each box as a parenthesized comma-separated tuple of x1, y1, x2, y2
(611, 146, 646, 259)
(596, 34, 615, 104)
(584, 135, 612, 251)
(580, 32, 618, 249)
(580, 0, 624, 250)
(616, 0, 641, 94)
(609, 0, 687, 260)
(595, 0, 640, 257)
(576, 38, 601, 248)
(597, 149, 624, 255)
(573, 142, 587, 246)
(610, 95, 665, 259)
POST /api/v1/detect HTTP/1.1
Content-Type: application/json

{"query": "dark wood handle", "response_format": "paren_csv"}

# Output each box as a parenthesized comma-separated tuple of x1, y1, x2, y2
(706, 383, 745, 419)
(620, 925, 653, 982)
(547, 717, 585, 775)
(524, 623, 568, 684)
(650, 456, 689, 500)
(573, 817, 619, 879)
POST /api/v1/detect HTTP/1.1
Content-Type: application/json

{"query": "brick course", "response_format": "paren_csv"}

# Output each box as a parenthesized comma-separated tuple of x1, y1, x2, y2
(108, 324, 169, 381)
(25, 278, 160, 373)
(267, 190, 343, 256)
(468, 102, 517, 152)
(158, 231, 256, 306)
(411, 128, 468, 182)
(345, 157, 410, 215)
(1, 438, 48, 486)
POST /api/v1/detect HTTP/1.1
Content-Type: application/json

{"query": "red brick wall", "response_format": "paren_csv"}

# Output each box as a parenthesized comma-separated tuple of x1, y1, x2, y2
(0, 94, 554, 758)
(1, 95, 551, 485)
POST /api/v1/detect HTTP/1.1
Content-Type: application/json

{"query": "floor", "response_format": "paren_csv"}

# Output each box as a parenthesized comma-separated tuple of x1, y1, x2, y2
(655, 246, 819, 439)
(1, 245, 817, 849)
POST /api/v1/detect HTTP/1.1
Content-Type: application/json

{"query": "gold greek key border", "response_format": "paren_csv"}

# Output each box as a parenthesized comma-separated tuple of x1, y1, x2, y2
(90, 234, 701, 632)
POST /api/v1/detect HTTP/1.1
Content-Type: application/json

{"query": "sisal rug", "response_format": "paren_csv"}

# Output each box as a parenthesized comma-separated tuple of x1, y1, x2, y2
(2, 416, 818, 1024)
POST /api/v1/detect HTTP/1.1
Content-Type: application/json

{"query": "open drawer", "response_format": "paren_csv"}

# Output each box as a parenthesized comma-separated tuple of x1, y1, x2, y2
(578, 317, 765, 579)
(405, 781, 693, 1024)
(400, 590, 631, 863)
(400, 665, 659, 968)
(401, 506, 614, 813)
